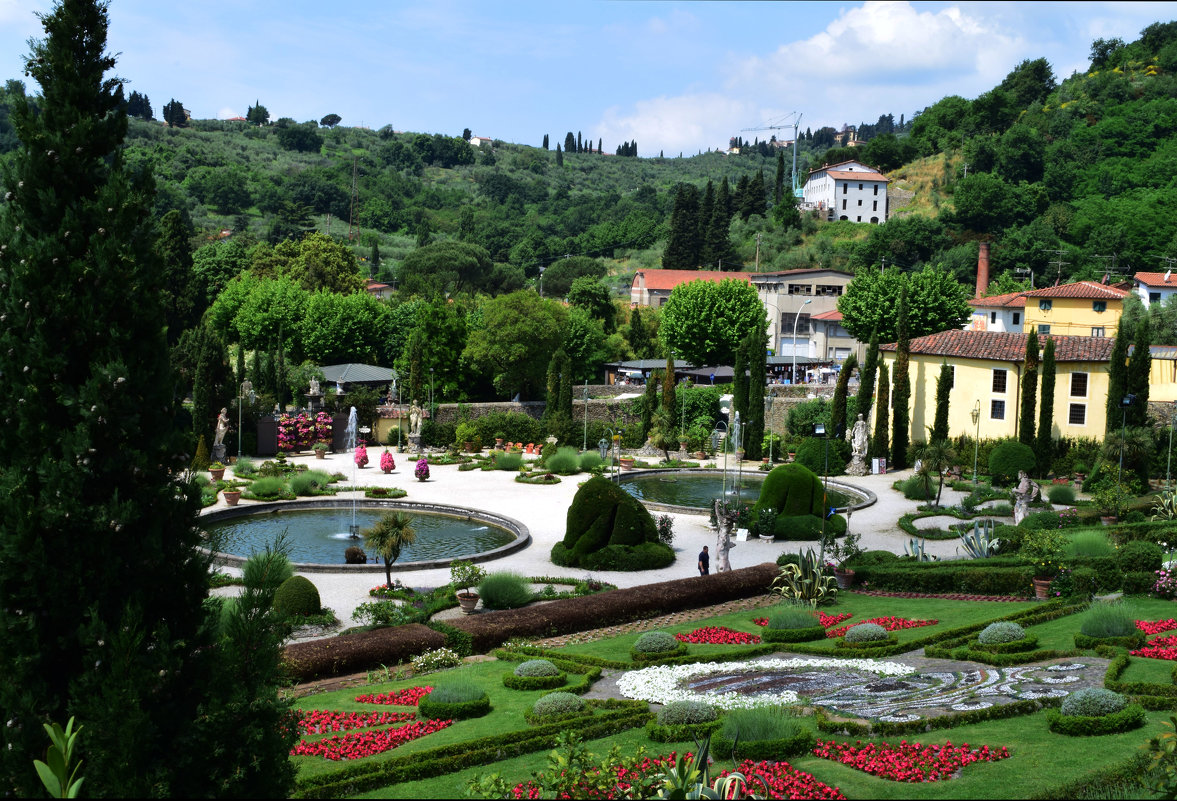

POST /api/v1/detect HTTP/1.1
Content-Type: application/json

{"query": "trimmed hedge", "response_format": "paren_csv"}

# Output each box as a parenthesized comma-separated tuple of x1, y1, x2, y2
(1073, 631, 1147, 650)
(560, 476, 659, 564)
(502, 672, 568, 691)
(283, 624, 446, 683)
(1045, 704, 1146, 736)
(970, 634, 1040, 653)
(835, 634, 899, 649)
(1104, 652, 1177, 698)
(762, 626, 827, 643)
(551, 540, 675, 571)
(814, 696, 1062, 738)
(630, 642, 689, 663)
(646, 718, 724, 743)
(712, 728, 815, 761)
(417, 691, 491, 721)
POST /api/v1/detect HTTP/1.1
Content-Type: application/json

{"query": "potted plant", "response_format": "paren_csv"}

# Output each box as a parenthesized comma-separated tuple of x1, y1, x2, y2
(354, 443, 369, 468)
(455, 421, 480, 453)
(493, 431, 506, 449)
(824, 530, 863, 589)
(450, 559, 486, 614)
(208, 462, 226, 481)
(222, 487, 242, 506)
(1092, 479, 1133, 524)
(414, 457, 430, 482)
(1020, 529, 1066, 599)
(380, 449, 396, 474)
(619, 454, 635, 470)
(312, 442, 329, 460)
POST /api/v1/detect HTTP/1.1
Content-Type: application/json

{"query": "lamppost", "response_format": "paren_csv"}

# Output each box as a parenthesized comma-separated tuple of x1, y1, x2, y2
(766, 393, 775, 465)
(237, 379, 255, 461)
(791, 299, 812, 386)
(429, 367, 435, 423)
(712, 420, 729, 500)
(583, 381, 590, 451)
(732, 411, 743, 504)
(1118, 394, 1136, 484)
(970, 400, 981, 491)
(815, 422, 831, 563)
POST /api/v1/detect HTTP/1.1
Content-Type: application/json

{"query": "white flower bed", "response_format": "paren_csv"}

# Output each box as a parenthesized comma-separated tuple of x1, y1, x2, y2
(617, 657, 915, 710)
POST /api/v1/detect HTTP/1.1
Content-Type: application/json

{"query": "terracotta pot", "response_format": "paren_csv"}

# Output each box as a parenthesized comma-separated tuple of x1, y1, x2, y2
(463, 441, 478, 453)
(222, 489, 242, 506)
(1100, 515, 1118, 525)
(457, 591, 479, 614)
(833, 567, 856, 589)
(209, 468, 225, 481)
(1032, 577, 1053, 600)
(619, 457, 635, 470)
(315, 449, 326, 459)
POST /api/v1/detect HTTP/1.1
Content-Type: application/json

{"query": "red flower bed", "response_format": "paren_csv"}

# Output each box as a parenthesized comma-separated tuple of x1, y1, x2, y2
(826, 616, 938, 639)
(1131, 634, 1177, 660)
(675, 626, 761, 645)
(291, 718, 452, 760)
(1137, 619, 1177, 635)
(724, 760, 846, 799)
(753, 611, 853, 628)
(812, 739, 1010, 783)
(354, 686, 432, 706)
(297, 710, 415, 734)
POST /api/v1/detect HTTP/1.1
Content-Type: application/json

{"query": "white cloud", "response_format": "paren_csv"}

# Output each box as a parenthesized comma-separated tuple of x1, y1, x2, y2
(596, 93, 756, 156)
(217, 106, 240, 120)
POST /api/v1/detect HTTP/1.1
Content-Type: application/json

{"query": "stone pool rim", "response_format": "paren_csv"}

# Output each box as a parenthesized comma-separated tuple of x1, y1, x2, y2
(199, 499, 531, 573)
(616, 468, 877, 516)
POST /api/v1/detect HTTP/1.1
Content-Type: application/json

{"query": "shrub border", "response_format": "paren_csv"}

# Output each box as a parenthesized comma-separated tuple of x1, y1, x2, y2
(711, 728, 816, 761)
(970, 634, 1040, 653)
(1073, 631, 1147, 650)
(502, 672, 568, 691)
(645, 718, 724, 743)
(416, 692, 491, 721)
(1045, 704, 1147, 736)
(835, 633, 900, 649)
(630, 642, 690, 662)
(813, 696, 1062, 737)
(761, 625, 827, 643)
(1104, 652, 1177, 698)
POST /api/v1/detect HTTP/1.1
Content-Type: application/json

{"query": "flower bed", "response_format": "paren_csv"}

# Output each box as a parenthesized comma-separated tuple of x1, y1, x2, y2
(290, 718, 453, 760)
(752, 611, 854, 629)
(724, 761, 846, 800)
(1137, 619, 1177, 635)
(354, 686, 432, 706)
(617, 657, 914, 710)
(812, 739, 1010, 782)
(278, 412, 332, 452)
(826, 616, 938, 639)
(674, 626, 761, 645)
(298, 710, 416, 734)
(1130, 634, 1177, 661)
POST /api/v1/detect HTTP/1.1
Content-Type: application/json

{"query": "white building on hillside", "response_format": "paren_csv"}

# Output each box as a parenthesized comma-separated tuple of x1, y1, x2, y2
(802, 160, 889, 224)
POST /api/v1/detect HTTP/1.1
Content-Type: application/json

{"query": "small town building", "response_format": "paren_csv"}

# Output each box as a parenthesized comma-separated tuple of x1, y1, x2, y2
(801, 160, 889, 223)
(629, 269, 750, 307)
(1135, 271, 1177, 309)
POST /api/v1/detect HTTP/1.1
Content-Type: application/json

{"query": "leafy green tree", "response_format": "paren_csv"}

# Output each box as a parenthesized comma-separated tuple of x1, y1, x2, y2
(162, 96, 186, 127)
(891, 287, 911, 470)
(562, 306, 608, 383)
(660, 278, 766, 368)
(298, 290, 396, 365)
(541, 256, 607, 298)
(462, 291, 568, 399)
(363, 512, 416, 588)
(1127, 317, 1152, 427)
(871, 363, 890, 460)
(1019, 328, 1039, 446)
(275, 121, 322, 152)
(854, 327, 879, 431)
(0, 2, 292, 794)
(566, 276, 616, 332)
(931, 361, 952, 444)
(732, 337, 749, 433)
(838, 264, 971, 343)
(1106, 316, 1131, 435)
(246, 101, 270, 125)
(398, 240, 495, 297)
(1036, 337, 1056, 476)
(319, 113, 341, 128)
(395, 298, 468, 401)
(774, 150, 785, 205)
(282, 232, 364, 294)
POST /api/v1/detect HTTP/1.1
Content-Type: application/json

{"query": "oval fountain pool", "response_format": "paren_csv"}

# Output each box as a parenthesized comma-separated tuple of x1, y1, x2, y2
(200, 500, 528, 570)
(617, 470, 874, 514)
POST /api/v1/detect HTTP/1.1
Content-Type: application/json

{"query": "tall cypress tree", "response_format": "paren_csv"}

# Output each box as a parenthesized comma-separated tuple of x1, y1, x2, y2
(555, 142, 563, 167)
(699, 180, 716, 268)
(706, 178, 738, 270)
(155, 209, 200, 345)
(830, 352, 858, 437)
(192, 324, 230, 446)
(629, 306, 652, 359)
(775, 149, 786, 205)
(744, 330, 767, 460)
(542, 133, 549, 150)
(641, 370, 658, 439)
(734, 174, 750, 220)
(1019, 329, 1040, 446)
(931, 361, 953, 443)
(1106, 317, 1131, 434)
(890, 287, 911, 469)
(732, 338, 749, 434)
(1127, 318, 1152, 427)
(871, 363, 890, 460)
(1036, 337, 1056, 476)
(662, 184, 701, 269)
(0, 2, 294, 794)
(854, 327, 879, 430)
(662, 353, 677, 428)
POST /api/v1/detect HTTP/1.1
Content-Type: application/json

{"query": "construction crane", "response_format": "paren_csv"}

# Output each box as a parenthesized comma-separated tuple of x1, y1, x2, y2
(742, 112, 804, 199)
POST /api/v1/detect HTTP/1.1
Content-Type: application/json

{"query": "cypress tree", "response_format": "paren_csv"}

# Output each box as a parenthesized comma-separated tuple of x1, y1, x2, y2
(732, 337, 749, 433)
(854, 327, 879, 430)
(830, 352, 858, 438)
(931, 361, 953, 443)
(1127, 317, 1152, 427)
(598, 137, 602, 154)
(706, 178, 738, 270)
(662, 184, 701, 269)
(192, 324, 230, 447)
(1106, 317, 1130, 434)
(542, 133, 549, 150)
(662, 353, 677, 427)
(891, 287, 911, 469)
(774, 149, 785, 205)
(564, 131, 575, 152)
(558, 349, 574, 420)
(155, 209, 199, 345)
(1019, 328, 1039, 446)
(871, 363, 890, 460)
(699, 180, 716, 267)
(1036, 337, 1056, 476)
(744, 330, 767, 460)
(555, 143, 563, 167)
(641, 369, 658, 439)
(577, 131, 582, 153)
(629, 306, 651, 359)
(543, 349, 561, 428)
(734, 174, 751, 220)
(0, 2, 295, 794)
(371, 240, 381, 274)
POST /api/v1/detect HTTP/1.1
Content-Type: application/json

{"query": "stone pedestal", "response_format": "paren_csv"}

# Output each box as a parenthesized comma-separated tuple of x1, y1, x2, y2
(211, 443, 227, 464)
(305, 392, 323, 412)
(845, 454, 868, 476)
(407, 433, 423, 453)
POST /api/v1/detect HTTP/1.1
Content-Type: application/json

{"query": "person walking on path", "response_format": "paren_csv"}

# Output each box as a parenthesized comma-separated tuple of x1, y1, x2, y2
(698, 545, 710, 576)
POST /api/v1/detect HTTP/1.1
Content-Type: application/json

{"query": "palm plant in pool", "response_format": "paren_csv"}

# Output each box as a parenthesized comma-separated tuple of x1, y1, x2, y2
(362, 511, 416, 587)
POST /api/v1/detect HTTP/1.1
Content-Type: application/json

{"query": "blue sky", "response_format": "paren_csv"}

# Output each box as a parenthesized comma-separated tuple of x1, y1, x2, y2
(2, 1, 1176, 155)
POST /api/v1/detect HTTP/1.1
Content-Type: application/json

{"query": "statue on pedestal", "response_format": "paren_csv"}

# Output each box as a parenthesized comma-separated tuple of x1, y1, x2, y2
(845, 413, 870, 476)
(409, 400, 423, 435)
(1012, 470, 1040, 526)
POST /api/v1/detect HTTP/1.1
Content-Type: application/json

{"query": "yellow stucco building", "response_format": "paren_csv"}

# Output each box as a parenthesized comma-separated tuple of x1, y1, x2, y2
(880, 330, 1114, 442)
(1019, 281, 1128, 338)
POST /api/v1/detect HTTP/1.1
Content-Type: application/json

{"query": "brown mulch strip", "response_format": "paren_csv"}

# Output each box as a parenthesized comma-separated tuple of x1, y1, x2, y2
(853, 590, 1033, 602)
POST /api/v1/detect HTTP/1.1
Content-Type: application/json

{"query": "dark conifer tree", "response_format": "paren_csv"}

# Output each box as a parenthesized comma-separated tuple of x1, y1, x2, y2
(1127, 318, 1152, 427)
(629, 306, 652, 359)
(155, 209, 200, 345)
(706, 178, 738, 270)
(542, 133, 549, 149)
(555, 142, 563, 167)
(932, 361, 953, 443)
(698, 180, 716, 267)
(891, 287, 911, 469)
(744, 329, 767, 460)
(742, 170, 766, 219)
(662, 184, 701, 269)
(641, 368, 658, 439)
(871, 363, 890, 459)
(830, 352, 858, 438)
(564, 131, 575, 152)
(126, 88, 152, 120)
(854, 327, 879, 431)
(0, 2, 295, 794)
(577, 131, 582, 153)
(1106, 317, 1130, 434)
(732, 336, 749, 432)
(734, 174, 750, 220)
(1036, 337, 1056, 476)
(162, 96, 186, 127)
(598, 137, 602, 154)
(775, 150, 785, 205)
(370, 240, 381, 275)
(663, 354, 677, 427)
(1019, 329, 1039, 446)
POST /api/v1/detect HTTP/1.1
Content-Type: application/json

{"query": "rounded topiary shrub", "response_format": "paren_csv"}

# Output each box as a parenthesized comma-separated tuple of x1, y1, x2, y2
(752, 464, 846, 540)
(1116, 540, 1164, 574)
(418, 682, 491, 720)
(977, 621, 1026, 645)
(633, 631, 679, 654)
(844, 623, 889, 643)
(1060, 688, 1128, 718)
(656, 700, 718, 726)
(1047, 484, 1076, 505)
(272, 575, 321, 617)
(515, 659, 560, 678)
(553, 476, 661, 569)
(768, 607, 821, 630)
(529, 692, 586, 721)
(794, 437, 849, 477)
(988, 440, 1036, 486)
(478, 572, 533, 610)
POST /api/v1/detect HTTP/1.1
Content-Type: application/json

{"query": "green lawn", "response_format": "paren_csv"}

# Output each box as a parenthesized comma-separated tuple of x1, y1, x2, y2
(290, 594, 1175, 798)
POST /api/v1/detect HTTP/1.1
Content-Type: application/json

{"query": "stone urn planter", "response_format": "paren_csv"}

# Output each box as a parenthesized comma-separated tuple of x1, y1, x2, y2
(833, 567, 856, 589)
(457, 591, 480, 614)
(619, 456, 635, 470)
(1032, 577, 1053, 600)
(222, 489, 242, 506)
(208, 464, 226, 481)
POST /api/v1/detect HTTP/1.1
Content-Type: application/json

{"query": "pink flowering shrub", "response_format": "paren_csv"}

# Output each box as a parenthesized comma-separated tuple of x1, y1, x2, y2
(380, 450, 395, 471)
(415, 457, 430, 481)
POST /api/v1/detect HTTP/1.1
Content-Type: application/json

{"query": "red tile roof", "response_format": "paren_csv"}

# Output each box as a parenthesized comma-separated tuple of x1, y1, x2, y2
(1020, 281, 1128, 300)
(969, 290, 1026, 309)
(632, 269, 751, 292)
(879, 330, 1115, 363)
(1135, 272, 1177, 287)
(811, 310, 843, 321)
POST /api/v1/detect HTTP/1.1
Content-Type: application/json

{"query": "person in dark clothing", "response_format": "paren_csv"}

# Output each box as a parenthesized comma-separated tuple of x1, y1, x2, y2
(698, 545, 710, 575)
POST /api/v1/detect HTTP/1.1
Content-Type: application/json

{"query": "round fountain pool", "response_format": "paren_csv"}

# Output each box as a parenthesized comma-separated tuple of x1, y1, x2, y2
(617, 470, 873, 514)
(200, 500, 528, 570)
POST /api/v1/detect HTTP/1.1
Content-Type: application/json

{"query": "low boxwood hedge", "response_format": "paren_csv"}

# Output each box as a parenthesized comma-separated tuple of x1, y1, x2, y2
(1045, 704, 1147, 736)
(814, 696, 1062, 737)
(712, 728, 815, 761)
(761, 625, 827, 643)
(502, 672, 567, 691)
(970, 634, 1040, 653)
(835, 634, 900, 649)
(1073, 631, 1147, 650)
(646, 718, 724, 743)
(417, 691, 491, 721)
(630, 642, 689, 662)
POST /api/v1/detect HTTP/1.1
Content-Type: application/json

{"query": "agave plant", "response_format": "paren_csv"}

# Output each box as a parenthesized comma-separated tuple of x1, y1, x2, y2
(656, 735, 766, 800)
(1154, 490, 1177, 522)
(771, 548, 838, 607)
(958, 519, 997, 559)
(904, 537, 938, 562)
